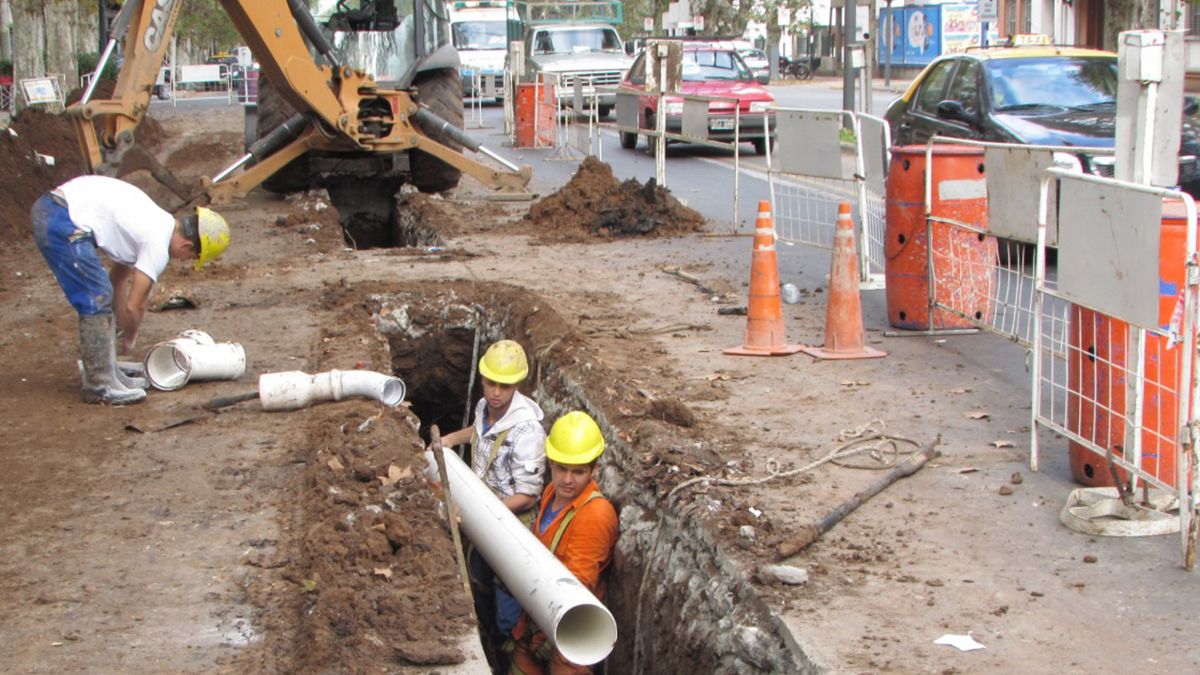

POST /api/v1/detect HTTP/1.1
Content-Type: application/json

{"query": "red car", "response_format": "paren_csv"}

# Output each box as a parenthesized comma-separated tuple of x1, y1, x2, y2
(617, 41, 776, 155)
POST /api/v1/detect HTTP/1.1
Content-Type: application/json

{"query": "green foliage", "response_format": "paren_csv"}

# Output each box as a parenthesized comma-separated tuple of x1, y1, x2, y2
(175, 0, 242, 53)
(77, 52, 119, 80)
(0, 60, 12, 77)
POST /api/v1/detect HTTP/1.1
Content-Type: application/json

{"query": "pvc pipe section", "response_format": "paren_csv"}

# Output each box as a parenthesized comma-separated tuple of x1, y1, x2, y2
(258, 370, 406, 411)
(432, 447, 617, 665)
(144, 330, 246, 391)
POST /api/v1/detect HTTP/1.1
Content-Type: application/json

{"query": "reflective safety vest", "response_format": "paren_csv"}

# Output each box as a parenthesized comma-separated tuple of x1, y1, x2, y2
(540, 490, 606, 554)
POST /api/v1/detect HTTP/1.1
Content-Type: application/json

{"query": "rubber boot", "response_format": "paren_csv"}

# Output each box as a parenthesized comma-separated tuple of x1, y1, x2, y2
(80, 315, 146, 405)
(76, 361, 148, 390)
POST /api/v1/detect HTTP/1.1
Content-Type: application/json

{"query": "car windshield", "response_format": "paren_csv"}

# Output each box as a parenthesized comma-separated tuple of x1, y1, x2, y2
(453, 20, 507, 50)
(534, 27, 623, 54)
(986, 57, 1117, 111)
(739, 49, 767, 63)
(682, 50, 752, 81)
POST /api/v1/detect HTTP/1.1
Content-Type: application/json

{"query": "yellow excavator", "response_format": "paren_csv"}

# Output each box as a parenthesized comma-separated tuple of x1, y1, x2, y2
(68, 0, 530, 238)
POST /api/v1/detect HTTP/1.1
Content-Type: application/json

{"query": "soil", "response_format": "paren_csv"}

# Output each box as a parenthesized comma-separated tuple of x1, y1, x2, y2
(2, 101, 1198, 675)
(0, 103, 166, 243)
(523, 155, 705, 241)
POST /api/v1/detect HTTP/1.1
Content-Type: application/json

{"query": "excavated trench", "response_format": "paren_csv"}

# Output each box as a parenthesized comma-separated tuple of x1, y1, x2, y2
(366, 282, 817, 674)
(330, 184, 449, 249)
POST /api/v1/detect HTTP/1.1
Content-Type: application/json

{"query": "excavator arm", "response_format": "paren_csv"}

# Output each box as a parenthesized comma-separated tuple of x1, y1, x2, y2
(68, 0, 530, 207)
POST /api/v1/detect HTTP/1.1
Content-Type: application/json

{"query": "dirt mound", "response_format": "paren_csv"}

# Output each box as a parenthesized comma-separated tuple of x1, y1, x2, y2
(263, 290, 473, 671)
(0, 109, 88, 245)
(524, 156, 705, 240)
(286, 404, 471, 670)
(0, 98, 167, 245)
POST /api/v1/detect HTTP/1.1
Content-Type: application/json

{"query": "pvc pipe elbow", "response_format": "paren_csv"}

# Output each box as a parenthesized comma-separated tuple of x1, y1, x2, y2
(258, 369, 406, 411)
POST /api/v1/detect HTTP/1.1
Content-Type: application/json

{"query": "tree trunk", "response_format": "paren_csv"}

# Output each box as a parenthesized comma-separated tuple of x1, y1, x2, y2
(10, 0, 104, 111)
(1105, 0, 1151, 52)
(0, 0, 12, 61)
(44, 0, 79, 89)
(10, 0, 45, 111)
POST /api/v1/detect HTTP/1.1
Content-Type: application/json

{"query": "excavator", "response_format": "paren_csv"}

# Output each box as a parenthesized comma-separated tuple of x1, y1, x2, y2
(67, 0, 531, 242)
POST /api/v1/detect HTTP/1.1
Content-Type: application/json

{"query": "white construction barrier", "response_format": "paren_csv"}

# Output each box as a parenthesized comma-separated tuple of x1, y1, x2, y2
(1030, 169, 1199, 568)
(767, 108, 889, 290)
(170, 64, 233, 106)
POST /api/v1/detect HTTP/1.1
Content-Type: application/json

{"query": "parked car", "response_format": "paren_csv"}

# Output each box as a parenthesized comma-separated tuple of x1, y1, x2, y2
(617, 42, 776, 155)
(884, 44, 1200, 196)
(737, 47, 770, 79)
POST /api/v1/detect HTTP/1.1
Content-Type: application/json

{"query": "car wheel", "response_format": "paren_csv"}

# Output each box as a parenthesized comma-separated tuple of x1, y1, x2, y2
(597, 105, 613, 119)
(620, 131, 637, 149)
(752, 137, 772, 156)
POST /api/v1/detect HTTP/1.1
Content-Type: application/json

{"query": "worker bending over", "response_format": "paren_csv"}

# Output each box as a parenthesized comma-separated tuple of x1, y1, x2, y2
(510, 410, 619, 675)
(438, 339, 546, 670)
(30, 175, 230, 405)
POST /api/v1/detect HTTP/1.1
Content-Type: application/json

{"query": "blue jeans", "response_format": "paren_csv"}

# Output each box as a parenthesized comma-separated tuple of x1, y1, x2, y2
(496, 585, 522, 634)
(31, 194, 112, 316)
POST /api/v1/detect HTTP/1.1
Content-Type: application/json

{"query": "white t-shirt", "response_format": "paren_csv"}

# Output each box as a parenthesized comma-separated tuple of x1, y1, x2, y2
(58, 176, 176, 282)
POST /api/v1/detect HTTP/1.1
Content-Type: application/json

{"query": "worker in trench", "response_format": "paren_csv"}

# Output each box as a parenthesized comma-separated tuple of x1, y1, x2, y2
(30, 175, 230, 405)
(437, 339, 547, 672)
(508, 410, 619, 675)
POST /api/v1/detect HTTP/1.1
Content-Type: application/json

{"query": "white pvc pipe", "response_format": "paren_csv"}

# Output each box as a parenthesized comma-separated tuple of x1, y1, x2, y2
(258, 369, 406, 411)
(433, 447, 617, 666)
(144, 330, 246, 391)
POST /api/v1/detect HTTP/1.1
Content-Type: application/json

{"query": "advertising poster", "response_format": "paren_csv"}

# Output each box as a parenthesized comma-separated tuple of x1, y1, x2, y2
(941, 4, 981, 54)
(879, 4, 998, 67)
(902, 6, 941, 62)
(879, 5, 943, 67)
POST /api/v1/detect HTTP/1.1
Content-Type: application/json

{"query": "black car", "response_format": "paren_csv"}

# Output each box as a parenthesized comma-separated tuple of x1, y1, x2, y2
(884, 46, 1200, 196)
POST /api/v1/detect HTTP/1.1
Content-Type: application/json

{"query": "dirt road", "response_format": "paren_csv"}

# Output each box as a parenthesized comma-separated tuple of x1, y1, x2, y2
(0, 102, 1197, 673)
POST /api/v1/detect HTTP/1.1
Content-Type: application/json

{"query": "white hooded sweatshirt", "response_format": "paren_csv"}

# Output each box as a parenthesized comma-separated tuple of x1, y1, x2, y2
(470, 390, 546, 498)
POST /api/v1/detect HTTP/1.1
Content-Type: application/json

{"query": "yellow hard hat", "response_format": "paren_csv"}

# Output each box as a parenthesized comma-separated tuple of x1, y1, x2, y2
(545, 411, 605, 465)
(194, 207, 230, 270)
(478, 340, 529, 384)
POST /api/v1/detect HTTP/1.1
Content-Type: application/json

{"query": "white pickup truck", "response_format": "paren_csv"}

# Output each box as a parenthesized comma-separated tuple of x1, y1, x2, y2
(512, 2, 632, 118)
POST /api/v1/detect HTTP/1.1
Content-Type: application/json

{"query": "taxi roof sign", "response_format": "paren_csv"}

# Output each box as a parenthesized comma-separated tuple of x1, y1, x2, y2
(1006, 33, 1052, 47)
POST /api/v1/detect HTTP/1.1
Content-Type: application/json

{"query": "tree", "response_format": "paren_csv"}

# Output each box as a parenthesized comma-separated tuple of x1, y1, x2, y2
(175, 0, 240, 57)
(1103, 0, 1177, 51)
(750, 0, 810, 55)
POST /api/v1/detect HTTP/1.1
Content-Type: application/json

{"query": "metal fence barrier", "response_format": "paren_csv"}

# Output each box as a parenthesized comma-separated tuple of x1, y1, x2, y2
(766, 108, 889, 290)
(1029, 168, 1199, 567)
(466, 71, 500, 129)
(169, 64, 234, 106)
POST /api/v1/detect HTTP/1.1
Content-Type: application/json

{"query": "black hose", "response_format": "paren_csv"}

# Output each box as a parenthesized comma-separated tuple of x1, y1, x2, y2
(248, 113, 310, 162)
(412, 107, 481, 152)
(287, 0, 341, 71)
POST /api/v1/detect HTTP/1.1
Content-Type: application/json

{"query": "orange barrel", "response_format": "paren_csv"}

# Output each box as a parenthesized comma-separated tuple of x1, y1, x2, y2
(1067, 199, 1192, 488)
(884, 145, 996, 330)
(515, 82, 556, 148)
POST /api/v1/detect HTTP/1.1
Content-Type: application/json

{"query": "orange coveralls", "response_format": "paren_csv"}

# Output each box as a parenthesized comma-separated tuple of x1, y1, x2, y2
(509, 478, 618, 675)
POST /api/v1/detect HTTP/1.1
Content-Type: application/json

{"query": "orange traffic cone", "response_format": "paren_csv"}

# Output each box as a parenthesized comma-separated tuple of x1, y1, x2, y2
(802, 202, 886, 360)
(724, 201, 805, 357)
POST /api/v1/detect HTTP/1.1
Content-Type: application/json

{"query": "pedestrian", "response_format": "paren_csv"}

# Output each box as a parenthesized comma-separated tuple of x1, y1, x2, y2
(30, 175, 230, 405)
(437, 339, 546, 671)
(509, 410, 619, 675)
